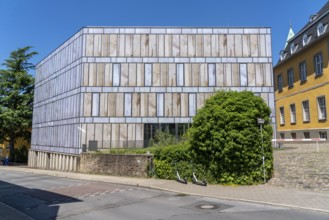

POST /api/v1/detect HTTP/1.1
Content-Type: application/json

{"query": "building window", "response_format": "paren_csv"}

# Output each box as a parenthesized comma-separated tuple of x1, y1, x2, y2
(299, 61, 307, 83)
(291, 133, 296, 139)
(176, 63, 184, 86)
(290, 43, 298, 54)
(302, 100, 310, 122)
(314, 53, 323, 76)
(279, 50, 287, 61)
(303, 132, 310, 139)
(144, 64, 152, 86)
(208, 63, 216, 86)
(317, 23, 326, 36)
(287, 68, 294, 88)
(302, 34, 311, 46)
(124, 93, 132, 117)
(319, 131, 327, 140)
(279, 107, 285, 125)
(113, 63, 121, 86)
(157, 93, 164, 117)
(277, 74, 283, 91)
(92, 93, 100, 117)
(189, 94, 196, 116)
(290, 104, 296, 124)
(317, 96, 327, 120)
(280, 133, 285, 139)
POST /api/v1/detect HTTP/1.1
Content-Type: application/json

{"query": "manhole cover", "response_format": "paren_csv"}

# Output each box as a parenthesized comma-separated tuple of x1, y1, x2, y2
(196, 204, 219, 210)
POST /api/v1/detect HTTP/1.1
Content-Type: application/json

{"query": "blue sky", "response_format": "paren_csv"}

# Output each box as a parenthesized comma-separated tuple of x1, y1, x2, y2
(0, 0, 328, 73)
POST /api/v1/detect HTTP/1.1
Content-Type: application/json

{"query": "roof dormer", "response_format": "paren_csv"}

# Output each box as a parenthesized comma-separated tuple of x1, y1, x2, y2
(280, 50, 287, 61)
(302, 34, 311, 46)
(317, 22, 327, 36)
(290, 43, 298, 54)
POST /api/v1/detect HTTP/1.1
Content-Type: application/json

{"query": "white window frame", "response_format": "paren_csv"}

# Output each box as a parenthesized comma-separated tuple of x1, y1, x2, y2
(317, 96, 327, 120)
(278, 74, 283, 91)
(113, 63, 121, 86)
(189, 94, 196, 117)
(302, 100, 310, 122)
(290, 43, 298, 54)
(279, 107, 285, 125)
(317, 23, 326, 36)
(92, 93, 100, 117)
(144, 63, 152, 86)
(208, 63, 216, 86)
(287, 68, 294, 88)
(176, 63, 184, 86)
(124, 93, 132, 117)
(299, 61, 307, 82)
(314, 53, 323, 76)
(157, 93, 164, 117)
(280, 50, 287, 61)
(302, 34, 310, 46)
(290, 104, 296, 124)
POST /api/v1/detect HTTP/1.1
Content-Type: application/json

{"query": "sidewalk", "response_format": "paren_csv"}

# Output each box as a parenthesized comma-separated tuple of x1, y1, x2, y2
(1, 166, 329, 213)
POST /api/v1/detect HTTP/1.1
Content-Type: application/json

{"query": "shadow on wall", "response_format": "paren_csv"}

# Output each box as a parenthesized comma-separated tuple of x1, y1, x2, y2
(0, 180, 81, 219)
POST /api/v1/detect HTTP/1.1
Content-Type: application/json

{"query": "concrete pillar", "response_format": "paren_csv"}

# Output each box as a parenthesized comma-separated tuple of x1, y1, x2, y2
(73, 157, 77, 172)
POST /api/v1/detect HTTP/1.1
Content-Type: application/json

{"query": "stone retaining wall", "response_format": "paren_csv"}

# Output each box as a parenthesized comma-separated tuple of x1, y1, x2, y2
(268, 142, 329, 192)
(79, 153, 153, 177)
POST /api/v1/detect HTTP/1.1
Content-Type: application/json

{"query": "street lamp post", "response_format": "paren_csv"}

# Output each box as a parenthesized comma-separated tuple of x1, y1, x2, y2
(257, 118, 266, 184)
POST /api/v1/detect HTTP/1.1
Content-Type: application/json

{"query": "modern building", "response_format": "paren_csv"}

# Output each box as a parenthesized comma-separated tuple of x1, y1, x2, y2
(29, 27, 274, 171)
(273, 2, 329, 140)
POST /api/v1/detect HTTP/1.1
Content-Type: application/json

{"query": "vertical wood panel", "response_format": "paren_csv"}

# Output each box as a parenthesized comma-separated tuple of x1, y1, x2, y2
(108, 93, 116, 116)
(83, 64, 89, 86)
(188, 35, 196, 57)
(109, 35, 118, 56)
(168, 63, 176, 86)
(93, 35, 102, 56)
(192, 64, 200, 86)
(121, 63, 129, 86)
(119, 34, 125, 57)
(180, 35, 188, 57)
(200, 64, 207, 86)
(196, 35, 203, 57)
(125, 34, 133, 57)
(247, 63, 256, 86)
(227, 35, 235, 57)
(141, 34, 149, 57)
(164, 35, 172, 57)
(161, 64, 168, 86)
(97, 63, 105, 86)
(101, 35, 110, 56)
(86, 34, 94, 56)
(234, 35, 243, 57)
(172, 35, 180, 57)
(120, 124, 128, 148)
(250, 35, 259, 57)
(173, 93, 181, 117)
(259, 35, 266, 57)
(111, 124, 119, 147)
(135, 124, 144, 147)
(153, 63, 161, 86)
(88, 64, 97, 86)
(104, 63, 112, 86)
(242, 35, 250, 57)
(129, 63, 137, 86)
(165, 93, 173, 117)
(140, 93, 148, 117)
(203, 35, 211, 57)
(184, 64, 192, 86)
(255, 64, 263, 86)
(225, 64, 232, 86)
(181, 93, 188, 117)
(95, 124, 103, 148)
(116, 93, 124, 116)
(211, 35, 219, 57)
(100, 93, 108, 117)
(132, 93, 141, 117)
(103, 124, 111, 148)
(232, 64, 240, 86)
(219, 35, 227, 57)
(148, 93, 156, 117)
(197, 93, 205, 109)
(84, 93, 91, 116)
(128, 124, 135, 147)
(86, 124, 95, 143)
(136, 63, 144, 86)
(149, 35, 157, 57)
(133, 35, 141, 57)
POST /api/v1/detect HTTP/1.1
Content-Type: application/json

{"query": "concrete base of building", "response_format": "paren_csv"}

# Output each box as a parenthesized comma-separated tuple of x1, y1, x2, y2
(28, 150, 80, 172)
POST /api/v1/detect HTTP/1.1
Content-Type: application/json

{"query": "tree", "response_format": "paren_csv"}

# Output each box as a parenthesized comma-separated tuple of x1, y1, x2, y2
(0, 46, 37, 161)
(189, 91, 273, 184)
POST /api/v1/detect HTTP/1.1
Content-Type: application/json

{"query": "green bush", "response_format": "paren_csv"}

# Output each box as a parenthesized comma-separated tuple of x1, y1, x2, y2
(189, 91, 273, 185)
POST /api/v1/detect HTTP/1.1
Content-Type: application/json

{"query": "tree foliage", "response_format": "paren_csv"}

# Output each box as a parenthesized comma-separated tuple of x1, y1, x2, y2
(189, 91, 273, 184)
(0, 46, 37, 161)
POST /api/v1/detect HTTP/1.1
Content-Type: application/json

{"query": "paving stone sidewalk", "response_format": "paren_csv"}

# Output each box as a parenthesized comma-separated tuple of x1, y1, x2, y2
(1, 166, 329, 213)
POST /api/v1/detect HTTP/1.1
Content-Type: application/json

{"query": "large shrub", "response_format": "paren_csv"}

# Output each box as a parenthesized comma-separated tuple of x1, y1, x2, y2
(189, 91, 273, 184)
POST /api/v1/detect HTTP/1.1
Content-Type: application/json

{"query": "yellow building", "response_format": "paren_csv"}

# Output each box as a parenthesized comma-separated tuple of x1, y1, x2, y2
(274, 2, 329, 140)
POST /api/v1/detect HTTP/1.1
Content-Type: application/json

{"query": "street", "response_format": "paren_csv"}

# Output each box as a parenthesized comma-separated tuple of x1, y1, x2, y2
(0, 169, 328, 220)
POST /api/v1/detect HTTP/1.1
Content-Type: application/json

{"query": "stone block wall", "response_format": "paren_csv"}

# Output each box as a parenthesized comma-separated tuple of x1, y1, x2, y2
(79, 153, 153, 177)
(269, 142, 329, 192)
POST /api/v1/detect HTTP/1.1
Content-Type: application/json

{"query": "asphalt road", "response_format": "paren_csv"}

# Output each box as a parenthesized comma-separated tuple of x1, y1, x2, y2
(0, 169, 328, 220)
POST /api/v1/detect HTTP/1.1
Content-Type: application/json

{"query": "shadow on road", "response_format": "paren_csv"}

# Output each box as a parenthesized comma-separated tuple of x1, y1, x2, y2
(0, 180, 81, 219)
